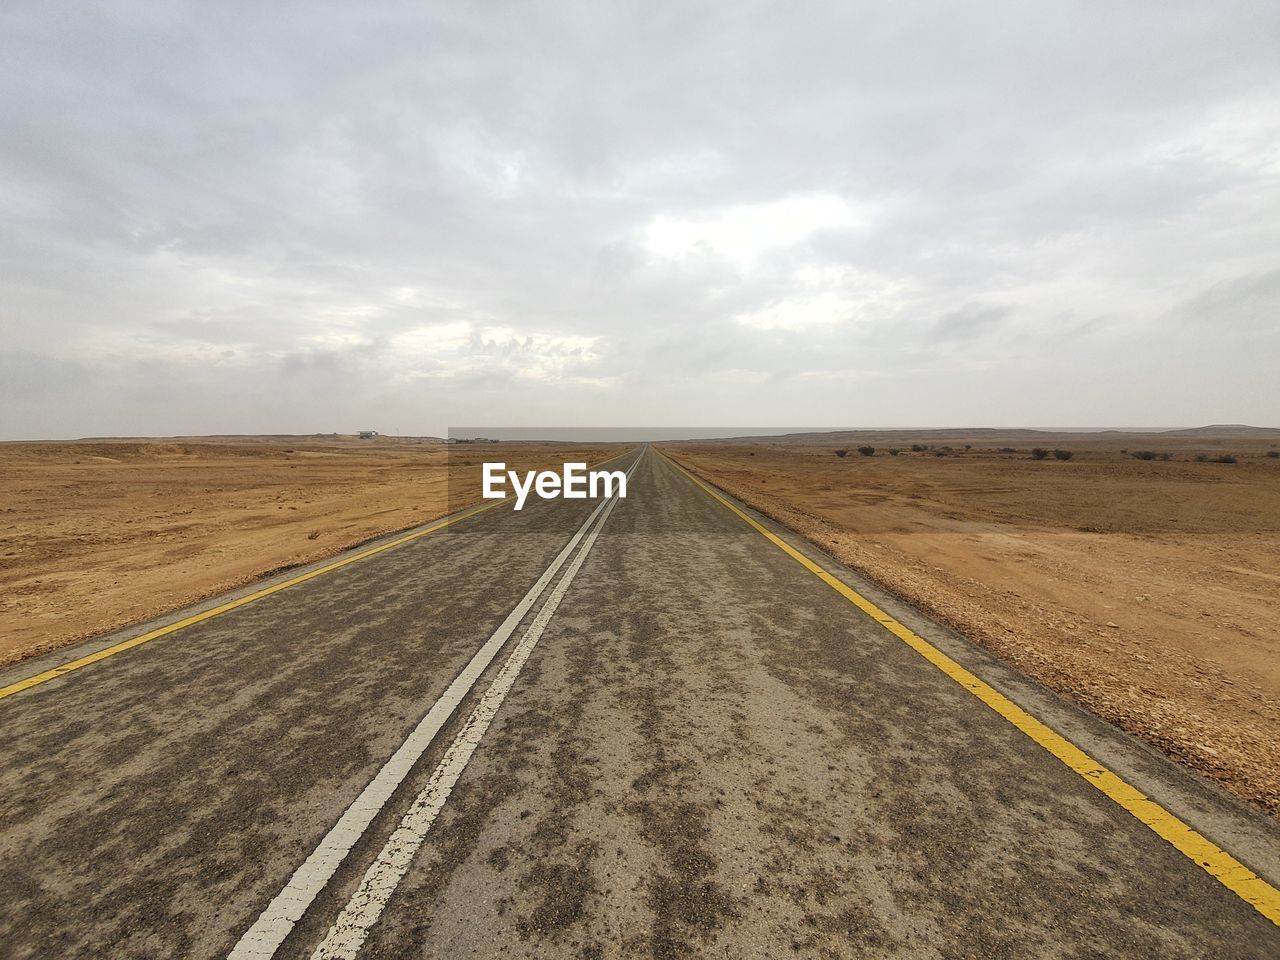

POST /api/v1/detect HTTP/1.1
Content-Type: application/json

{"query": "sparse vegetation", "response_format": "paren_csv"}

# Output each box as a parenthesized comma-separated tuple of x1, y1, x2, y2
(307, 529, 321, 540)
(1031, 448, 1049, 460)
(834, 449, 848, 458)
(1131, 451, 1159, 460)
(1267, 450, 1279, 458)
(888, 448, 901, 456)
(858, 446, 875, 457)
(673, 434, 1280, 816)
(1195, 454, 1208, 462)
(1212, 454, 1238, 464)
(1053, 449, 1073, 461)
(964, 444, 971, 451)
(911, 444, 927, 452)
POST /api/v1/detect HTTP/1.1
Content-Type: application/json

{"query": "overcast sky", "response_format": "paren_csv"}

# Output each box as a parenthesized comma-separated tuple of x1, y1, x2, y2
(2, 2, 1278, 439)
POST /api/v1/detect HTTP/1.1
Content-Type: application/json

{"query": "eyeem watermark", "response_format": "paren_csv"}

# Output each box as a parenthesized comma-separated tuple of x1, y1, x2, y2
(483, 462, 628, 511)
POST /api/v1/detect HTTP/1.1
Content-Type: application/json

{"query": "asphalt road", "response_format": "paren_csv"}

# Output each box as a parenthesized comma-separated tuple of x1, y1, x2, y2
(1, 445, 1278, 959)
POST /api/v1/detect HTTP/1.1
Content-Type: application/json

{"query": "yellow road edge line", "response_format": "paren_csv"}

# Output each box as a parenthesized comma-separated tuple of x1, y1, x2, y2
(0, 448, 637, 703)
(658, 449, 1280, 928)
(0, 499, 506, 702)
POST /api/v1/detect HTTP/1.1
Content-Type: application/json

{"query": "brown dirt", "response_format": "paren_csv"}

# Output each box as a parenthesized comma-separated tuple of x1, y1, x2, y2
(0, 437, 623, 669)
(663, 432, 1280, 816)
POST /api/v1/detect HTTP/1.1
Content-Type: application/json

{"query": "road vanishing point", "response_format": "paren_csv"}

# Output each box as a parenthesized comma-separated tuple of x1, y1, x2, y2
(1, 446, 1278, 958)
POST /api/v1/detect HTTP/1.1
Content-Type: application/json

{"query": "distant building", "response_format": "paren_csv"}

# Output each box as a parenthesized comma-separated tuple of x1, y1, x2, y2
(358, 430, 378, 439)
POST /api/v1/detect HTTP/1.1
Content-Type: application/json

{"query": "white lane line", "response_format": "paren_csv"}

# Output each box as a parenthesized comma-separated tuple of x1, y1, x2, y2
(227, 450, 641, 960)
(310, 489, 623, 960)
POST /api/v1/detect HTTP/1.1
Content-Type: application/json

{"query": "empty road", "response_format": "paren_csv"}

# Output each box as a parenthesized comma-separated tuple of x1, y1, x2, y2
(1, 445, 1278, 958)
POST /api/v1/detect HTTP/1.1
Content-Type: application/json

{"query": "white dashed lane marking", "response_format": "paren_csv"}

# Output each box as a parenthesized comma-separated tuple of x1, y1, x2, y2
(311, 490, 624, 959)
(227, 449, 642, 960)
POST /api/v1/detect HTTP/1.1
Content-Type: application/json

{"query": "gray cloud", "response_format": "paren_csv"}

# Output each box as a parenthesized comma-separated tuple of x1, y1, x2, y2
(1170, 269, 1280, 334)
(2, 1, 1279, 438)
(933, 304, 1011, 342)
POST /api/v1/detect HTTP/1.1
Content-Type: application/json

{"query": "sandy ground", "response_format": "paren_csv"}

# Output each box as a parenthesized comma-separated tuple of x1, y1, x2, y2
(5, 448, 1275, 958)
(664, 430, 1280, 816)
(0, 437, 623, 669)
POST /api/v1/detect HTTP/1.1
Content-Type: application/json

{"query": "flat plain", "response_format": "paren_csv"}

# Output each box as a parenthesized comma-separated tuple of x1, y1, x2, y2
(0, 437, 621, 669)
(3, 445, 1277, 958)
(666, 427, 1280, 817)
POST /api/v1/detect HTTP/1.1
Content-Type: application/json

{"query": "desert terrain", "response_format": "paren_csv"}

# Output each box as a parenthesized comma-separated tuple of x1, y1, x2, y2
(0, 437, 623, 669)
(7, 446, 1277, 957)
(664, 427, 1280, 816)
(7, 427, 1277, 823)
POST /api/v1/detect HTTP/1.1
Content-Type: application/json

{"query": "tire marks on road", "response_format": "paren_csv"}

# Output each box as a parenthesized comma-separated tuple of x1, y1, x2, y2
(310, 490, 624, 959)
(659, 449, 1280, 930)
(228, 450, 641, 960)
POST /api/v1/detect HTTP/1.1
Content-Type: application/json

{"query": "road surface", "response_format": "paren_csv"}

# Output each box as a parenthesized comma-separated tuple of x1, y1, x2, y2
(1, 446, 1278, 958)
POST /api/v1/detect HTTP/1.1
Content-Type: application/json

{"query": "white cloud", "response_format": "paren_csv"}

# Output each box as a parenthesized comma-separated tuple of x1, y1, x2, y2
(735, 291, 855, 331)
(2, 2, 1279, 436)
(643, 194, 859, 265)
